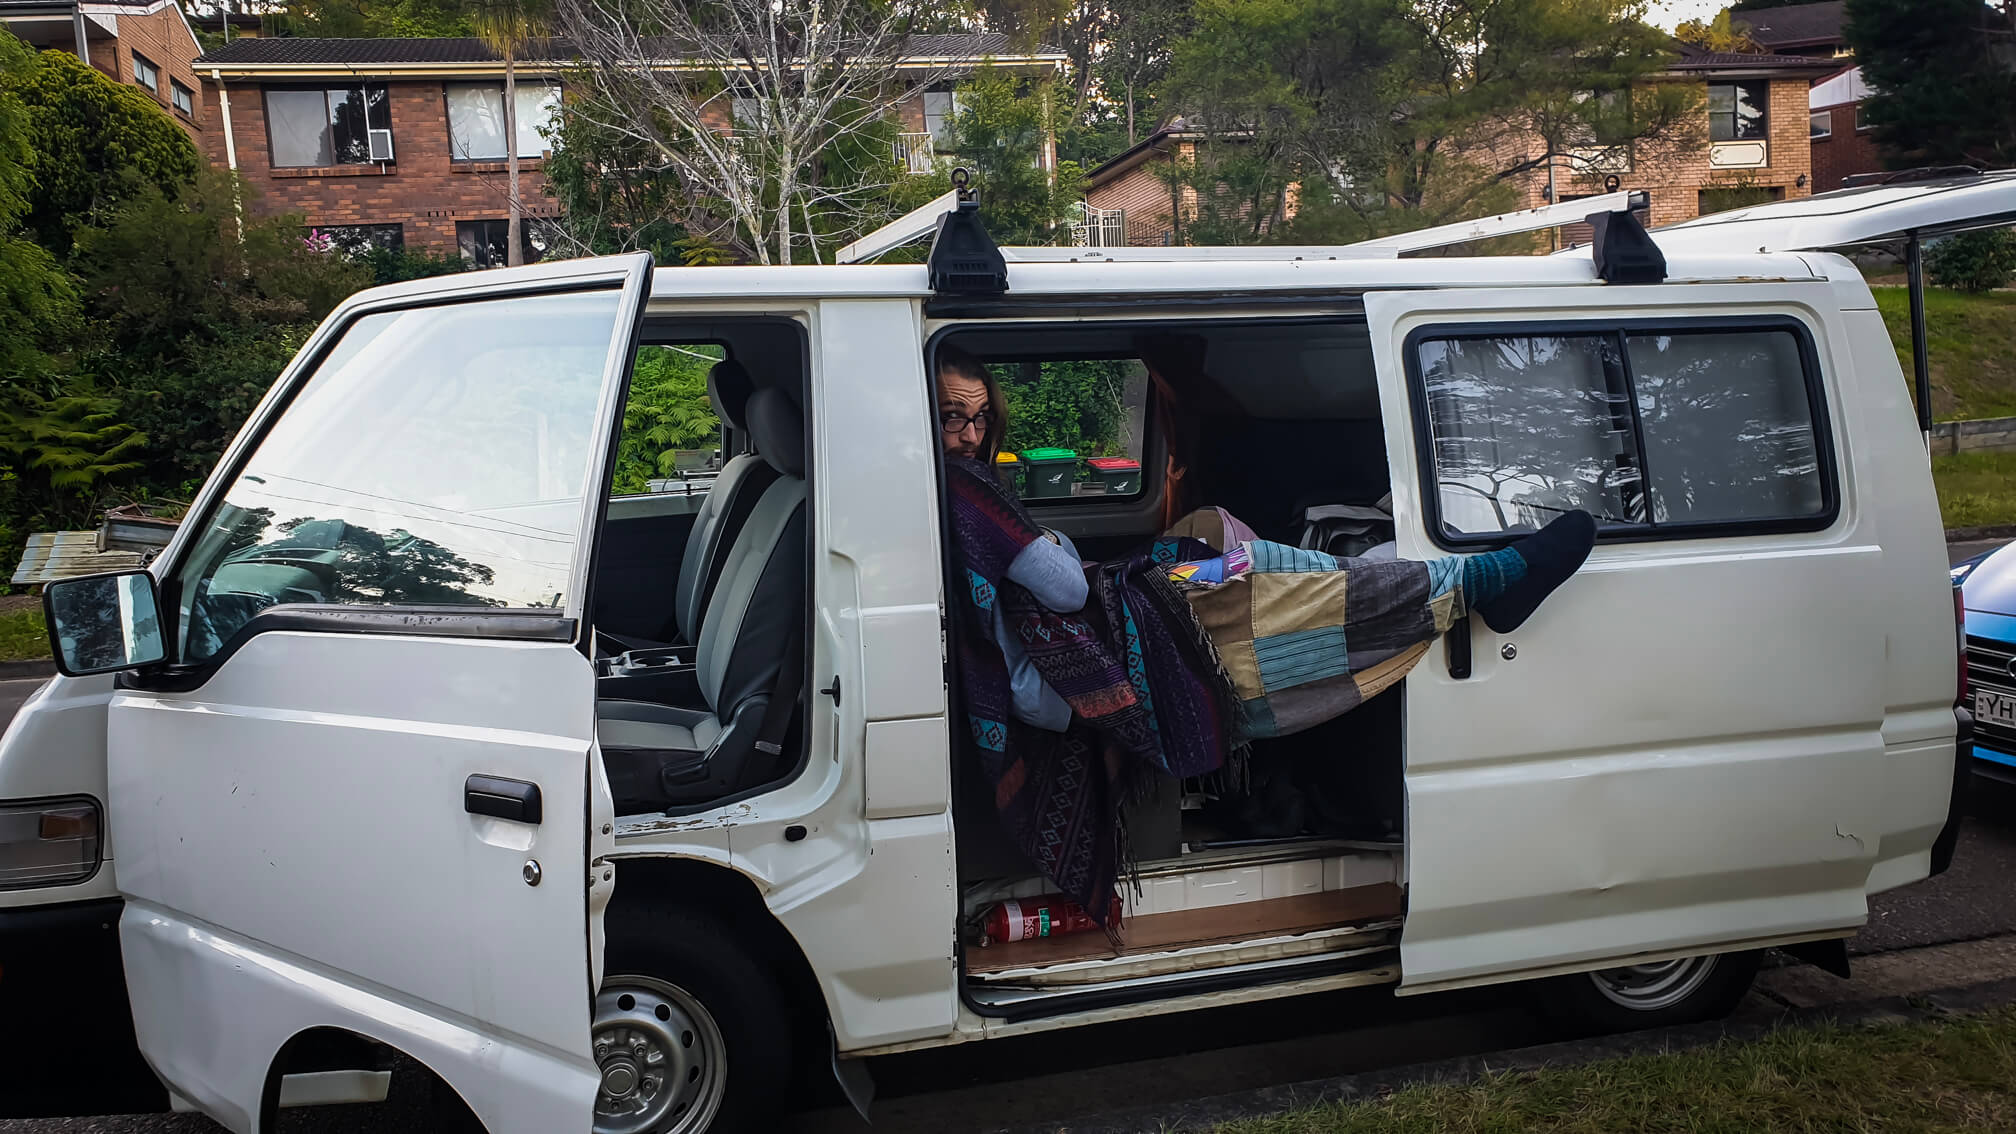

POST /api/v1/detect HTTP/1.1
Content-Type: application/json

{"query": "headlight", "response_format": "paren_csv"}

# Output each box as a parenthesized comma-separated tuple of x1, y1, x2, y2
(0, 798, 102, 889)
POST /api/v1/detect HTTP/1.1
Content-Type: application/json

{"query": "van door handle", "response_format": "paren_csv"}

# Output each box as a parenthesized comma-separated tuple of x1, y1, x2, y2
(465, 775, 542, 824)
(1446, 615, 1473, 680)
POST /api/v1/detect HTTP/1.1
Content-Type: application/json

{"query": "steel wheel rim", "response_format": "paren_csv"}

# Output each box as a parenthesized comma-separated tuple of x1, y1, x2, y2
(592, 975, 727, 1134)
(1587, 954, 1718, 1011)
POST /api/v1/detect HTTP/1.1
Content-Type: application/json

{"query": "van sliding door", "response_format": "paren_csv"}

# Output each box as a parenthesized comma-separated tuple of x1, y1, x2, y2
(1366, 283, 1906, 995)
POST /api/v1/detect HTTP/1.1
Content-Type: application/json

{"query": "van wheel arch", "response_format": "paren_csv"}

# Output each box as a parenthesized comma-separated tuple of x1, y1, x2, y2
(606, 858, 831, 1093)
(256, 1026, 484, 1133)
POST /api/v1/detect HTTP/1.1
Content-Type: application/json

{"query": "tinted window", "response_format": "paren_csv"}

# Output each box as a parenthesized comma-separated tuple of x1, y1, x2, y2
(1417, 325, 1827, 539)
(171, 290, 622, 662)
(1419, 335, 1645, 533)
(1629, 330, 1824, 524)
(991, 359, 1150, 502)
(1708, 80, 1768, 142)
(611, 344, 725, 496)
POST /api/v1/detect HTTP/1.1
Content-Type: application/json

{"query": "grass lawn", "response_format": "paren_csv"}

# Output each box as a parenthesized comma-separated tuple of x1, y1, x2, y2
(1873, 287, 2016, 422)
(0, 604, 50, 663)
(1217, 1007, 2016, 1134)
(1934, 451, 2016, 530)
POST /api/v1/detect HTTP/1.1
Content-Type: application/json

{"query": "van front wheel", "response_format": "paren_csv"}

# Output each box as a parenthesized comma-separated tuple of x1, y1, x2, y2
(1541, 949, 1762, 1033)
(596, 910, 790, 1134)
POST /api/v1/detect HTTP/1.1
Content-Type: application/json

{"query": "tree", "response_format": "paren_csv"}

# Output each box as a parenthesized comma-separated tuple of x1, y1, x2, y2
(1846, 0, 2016, 168)
(275, 0, 471, 36)
(1675, 9, 1766, 53)
(467, 0, 553, 267)
(1096, 0, 1192, 146)
(0, 31, 80, 381)
(611, 346, 721, 494)
(1926, 227, 2016, 291)
(1161, 0, 1700, 242)
(907, 69, 1084, 246)
(0, 45, 201, 257)
(554, 0, 983, 263)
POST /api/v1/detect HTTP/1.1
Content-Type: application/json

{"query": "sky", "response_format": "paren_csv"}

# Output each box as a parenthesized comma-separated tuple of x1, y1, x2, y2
(1645, 0, 1734, 30)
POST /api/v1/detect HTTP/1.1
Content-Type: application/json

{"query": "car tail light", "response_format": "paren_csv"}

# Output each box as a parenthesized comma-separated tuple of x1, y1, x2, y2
(1956, 583, 1969, 706)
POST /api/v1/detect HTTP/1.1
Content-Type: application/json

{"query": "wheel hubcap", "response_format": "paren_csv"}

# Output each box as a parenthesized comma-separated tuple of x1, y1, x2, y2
(1588, 954, 1718, 1011)
(592, 976, 726, 1134)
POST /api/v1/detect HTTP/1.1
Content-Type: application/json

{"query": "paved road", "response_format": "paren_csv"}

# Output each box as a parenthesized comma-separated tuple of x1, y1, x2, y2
(4, 540, 2012, 1133)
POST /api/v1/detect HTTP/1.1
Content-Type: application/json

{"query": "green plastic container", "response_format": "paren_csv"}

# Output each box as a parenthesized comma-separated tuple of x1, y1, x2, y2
(1086, 456, 1142, 496)
(1019, 447, 1079, 499)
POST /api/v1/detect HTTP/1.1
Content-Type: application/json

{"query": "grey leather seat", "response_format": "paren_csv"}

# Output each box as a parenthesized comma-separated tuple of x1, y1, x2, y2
(599, 387, 807, 809)
(672, 360, 779, 644)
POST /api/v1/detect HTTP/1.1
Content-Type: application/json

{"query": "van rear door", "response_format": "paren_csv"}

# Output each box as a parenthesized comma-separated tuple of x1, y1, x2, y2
(1366, 280, 1910, 995)
(107, 253, 650, 1132)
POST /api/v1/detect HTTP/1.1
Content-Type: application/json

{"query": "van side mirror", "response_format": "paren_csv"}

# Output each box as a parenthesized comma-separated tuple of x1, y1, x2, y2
(43, 571, 167, 677)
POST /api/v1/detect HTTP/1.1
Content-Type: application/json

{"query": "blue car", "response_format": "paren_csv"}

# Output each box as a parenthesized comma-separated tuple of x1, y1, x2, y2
(1956, 545, 2016, 789)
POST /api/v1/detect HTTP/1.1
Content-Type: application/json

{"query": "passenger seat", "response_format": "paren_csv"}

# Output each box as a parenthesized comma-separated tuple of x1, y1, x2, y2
(598, 360, 779, 653)
(598, 387, 808, 810)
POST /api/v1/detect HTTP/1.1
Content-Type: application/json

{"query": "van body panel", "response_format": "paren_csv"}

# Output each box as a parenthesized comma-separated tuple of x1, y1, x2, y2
(1368, 283, 1931, 991)
(110, 633, 604, 1123)
(121, 901, 591, 1134)
(0, 674, 120, 907)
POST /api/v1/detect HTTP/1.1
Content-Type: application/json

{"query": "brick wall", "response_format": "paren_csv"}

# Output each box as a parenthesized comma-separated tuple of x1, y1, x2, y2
(1087, 158, 1180, 246)
(1810, 101, 1884, 192)
(207, 77, 558, 257)
(97, 5, 205, 142)
(1507, 77, 1815, 232)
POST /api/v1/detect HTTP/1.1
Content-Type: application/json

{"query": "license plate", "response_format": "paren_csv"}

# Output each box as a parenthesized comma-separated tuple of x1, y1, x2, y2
(1976, 687, 2016, 728)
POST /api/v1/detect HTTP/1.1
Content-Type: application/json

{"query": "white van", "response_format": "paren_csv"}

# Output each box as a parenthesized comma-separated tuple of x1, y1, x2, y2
(3, 175, 2006, 1134)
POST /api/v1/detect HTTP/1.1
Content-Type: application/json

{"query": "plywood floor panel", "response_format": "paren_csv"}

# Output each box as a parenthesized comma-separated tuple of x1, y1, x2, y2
(967, 883, 1403, 975)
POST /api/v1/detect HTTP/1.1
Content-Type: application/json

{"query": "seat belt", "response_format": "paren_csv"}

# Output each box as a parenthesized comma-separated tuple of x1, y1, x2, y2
(752, 627, 808, 757)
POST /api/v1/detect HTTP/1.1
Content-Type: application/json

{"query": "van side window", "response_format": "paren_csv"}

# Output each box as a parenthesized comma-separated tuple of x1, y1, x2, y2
(990, 360, 1150, 501)
(170, 289, 624, 663)
(1415, 323, 1830, 541)
(610, 344, 725, 496)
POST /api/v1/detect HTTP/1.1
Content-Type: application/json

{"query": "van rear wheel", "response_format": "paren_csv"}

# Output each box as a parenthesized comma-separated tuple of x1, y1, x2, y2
(597, 909, 790, 1134)
(1540, 949, 1762, 1033)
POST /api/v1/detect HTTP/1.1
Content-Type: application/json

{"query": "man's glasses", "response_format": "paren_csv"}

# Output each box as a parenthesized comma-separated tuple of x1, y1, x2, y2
(941, 410, 994, 435)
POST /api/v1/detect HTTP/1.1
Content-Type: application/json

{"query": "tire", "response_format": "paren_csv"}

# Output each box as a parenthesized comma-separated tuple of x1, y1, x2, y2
(595, 906, 793, 1134)
(1537, 949, 1763, 1034)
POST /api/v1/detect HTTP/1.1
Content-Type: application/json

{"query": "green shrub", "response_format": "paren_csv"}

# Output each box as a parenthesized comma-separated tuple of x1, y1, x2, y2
(1927, 228, 2016, 293)
(356, 244, 471, 286)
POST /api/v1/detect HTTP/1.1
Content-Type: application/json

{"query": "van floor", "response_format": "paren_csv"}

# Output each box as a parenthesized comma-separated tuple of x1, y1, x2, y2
(966, 882, 1403, 975)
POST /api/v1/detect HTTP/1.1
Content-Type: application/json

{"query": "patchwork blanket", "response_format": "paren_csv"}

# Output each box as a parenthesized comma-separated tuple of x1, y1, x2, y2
(1169, 539, 1467, 739)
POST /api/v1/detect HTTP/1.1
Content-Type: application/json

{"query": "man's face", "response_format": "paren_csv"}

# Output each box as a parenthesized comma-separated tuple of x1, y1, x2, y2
(939, 372, 992, 460)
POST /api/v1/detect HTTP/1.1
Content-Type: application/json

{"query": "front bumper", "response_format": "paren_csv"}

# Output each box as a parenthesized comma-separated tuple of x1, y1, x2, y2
(0, 898, 166, 1117)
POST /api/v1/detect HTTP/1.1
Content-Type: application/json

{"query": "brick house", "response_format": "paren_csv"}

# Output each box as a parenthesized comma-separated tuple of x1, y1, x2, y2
(194, 34, 1065, 264)
(1085, 44, 1838, 249)
(1, 0, 207, 139)
(1735, 2, 1888, 191)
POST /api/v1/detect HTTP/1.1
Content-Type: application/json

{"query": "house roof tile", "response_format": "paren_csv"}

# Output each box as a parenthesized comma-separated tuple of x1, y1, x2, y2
(194, 32, 1058, 67)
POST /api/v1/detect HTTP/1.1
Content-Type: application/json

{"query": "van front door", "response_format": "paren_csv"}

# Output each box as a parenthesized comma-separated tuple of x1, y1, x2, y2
(1367, 283, 1895, 994)
(106, 255, 650, 1132)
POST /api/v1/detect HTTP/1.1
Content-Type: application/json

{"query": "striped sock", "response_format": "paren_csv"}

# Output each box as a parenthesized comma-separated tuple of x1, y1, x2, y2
(1460, 546, 1528, 608)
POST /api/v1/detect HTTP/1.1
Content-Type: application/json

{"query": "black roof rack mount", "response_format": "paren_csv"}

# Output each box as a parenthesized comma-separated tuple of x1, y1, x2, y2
(1588, 205, 1667, 285)
(927, 168, 1008, 297)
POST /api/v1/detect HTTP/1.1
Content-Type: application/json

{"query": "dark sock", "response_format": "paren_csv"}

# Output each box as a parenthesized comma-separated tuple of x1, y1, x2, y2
(1474, 511, 1598, 634)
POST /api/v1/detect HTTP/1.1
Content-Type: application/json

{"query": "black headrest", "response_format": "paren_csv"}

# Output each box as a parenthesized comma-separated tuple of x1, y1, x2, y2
(707, 360, 757, 434)
(744, 388, 804, 478)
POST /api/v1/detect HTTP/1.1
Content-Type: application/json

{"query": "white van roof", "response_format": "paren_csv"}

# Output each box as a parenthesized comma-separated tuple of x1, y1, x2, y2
(1650, 169, 2016, 254)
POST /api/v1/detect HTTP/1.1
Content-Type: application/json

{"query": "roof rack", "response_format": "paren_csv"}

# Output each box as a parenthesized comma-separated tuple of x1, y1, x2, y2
(841, 187, 1648, 266)
(1838, 165, 1984, 190)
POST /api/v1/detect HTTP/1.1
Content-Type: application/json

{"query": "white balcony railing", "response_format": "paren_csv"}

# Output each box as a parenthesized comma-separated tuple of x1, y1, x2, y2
(894, 132, 935, 174)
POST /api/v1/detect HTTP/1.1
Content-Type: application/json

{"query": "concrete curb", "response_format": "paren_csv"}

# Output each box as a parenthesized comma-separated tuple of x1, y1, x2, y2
(1005, 976, 2016, 1134)
(0, 659, 56, 680)
(1947, 524, 2016, 543)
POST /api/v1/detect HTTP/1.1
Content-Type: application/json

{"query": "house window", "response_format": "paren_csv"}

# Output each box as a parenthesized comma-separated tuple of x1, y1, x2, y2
(310, 223, 405, 257)
(730, 93, 760, 131)
(265, 84, 393, 167)
(445, 82, 560, 161)
(1855, 103, 1871, 131)
(1809, 110, 1832, 140)
(1707, 81, 1768, 141)
(922, 87, 962, 145)
(457, 218, 553, 269)
(132, 53, 159, 93)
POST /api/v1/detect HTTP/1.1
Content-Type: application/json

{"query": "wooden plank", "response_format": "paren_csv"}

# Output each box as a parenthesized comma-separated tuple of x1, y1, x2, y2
(967, 883, 1403, 975)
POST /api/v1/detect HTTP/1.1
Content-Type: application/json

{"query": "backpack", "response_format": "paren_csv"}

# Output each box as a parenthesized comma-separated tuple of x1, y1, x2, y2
(1297, 495, 1396, 560)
